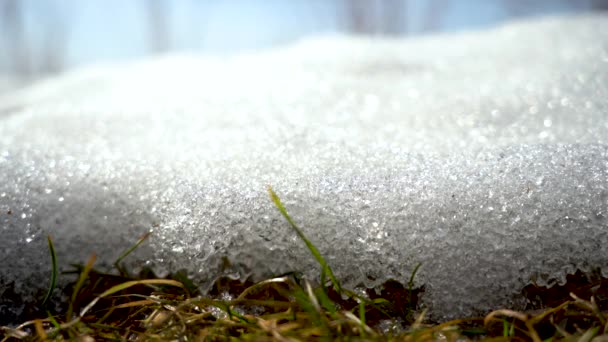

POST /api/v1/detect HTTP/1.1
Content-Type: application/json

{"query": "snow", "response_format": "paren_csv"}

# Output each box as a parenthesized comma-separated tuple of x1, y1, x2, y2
(0, 14, 607, 323)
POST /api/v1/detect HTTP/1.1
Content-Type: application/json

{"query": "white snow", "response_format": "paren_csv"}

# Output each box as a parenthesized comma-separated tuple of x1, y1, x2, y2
(0, 14, 607, 323)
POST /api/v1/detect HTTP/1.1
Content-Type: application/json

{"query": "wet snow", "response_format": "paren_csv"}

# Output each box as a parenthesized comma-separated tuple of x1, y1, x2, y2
(0, 14, 607, 322)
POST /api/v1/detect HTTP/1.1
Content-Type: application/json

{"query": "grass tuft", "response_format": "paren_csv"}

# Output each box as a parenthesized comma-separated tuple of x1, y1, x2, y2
(41, 235, 58, 309)
(267, 185, 342, 294)
(2, 188, 608, 341)
(66, 253, 96, 320)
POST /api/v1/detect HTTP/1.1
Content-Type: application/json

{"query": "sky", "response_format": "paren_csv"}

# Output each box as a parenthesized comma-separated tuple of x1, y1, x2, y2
(0, 0, 601, 73)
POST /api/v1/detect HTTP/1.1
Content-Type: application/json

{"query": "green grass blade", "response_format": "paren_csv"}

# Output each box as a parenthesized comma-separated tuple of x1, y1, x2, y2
(408, 262, 422, 316)
(220, 302, 251, 323)
(267, 186, 341, 293)
(359, 301, 366, 330)
(44, 311, 62, 340)
(46, 311, 60, 329)
(316, 269, 337, 315)
(67, 253, 96, 319)
(41, 235, 58, 308)
(113, 232, 151, 274)
(171, 270, 199, 296)
(315, 287, 337, 315)
(502, 319, 509, 337)
(292, 282, 325, 329)
(408, 262, 422, 290)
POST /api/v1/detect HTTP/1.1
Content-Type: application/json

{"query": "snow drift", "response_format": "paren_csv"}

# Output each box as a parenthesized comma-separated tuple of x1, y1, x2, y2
(0, 14, 607, 323)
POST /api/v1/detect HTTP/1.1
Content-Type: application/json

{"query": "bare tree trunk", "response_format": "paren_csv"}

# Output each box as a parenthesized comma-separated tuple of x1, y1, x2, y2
(503, 0, 583, 16)
(343, 0, 410, 36)
(146, 0, 171, 53)
(39, 7, 67, 75)
(423, 0, 447, 32)
(1, 0, 30, 78)
(343, 0, 378, 34)
(590, 0, 608, 10)
(382, 0, 407, 35)
(39, 29, 66, 74)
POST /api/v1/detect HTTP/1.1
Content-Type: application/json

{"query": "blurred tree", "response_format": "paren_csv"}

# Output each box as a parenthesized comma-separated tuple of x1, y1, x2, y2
(423, 0, 448, 32)
(342, 0, 409, 35)
(590, 0, 608, 10)
(38, 3, 67, 74)
(343, 0, 378, 34)
(342, 0, 453, 36)
(382, 0, 407, 35)
(0, 0, 30, 78)
(146, 0, 171, 53)
(503, 0, 589, 16)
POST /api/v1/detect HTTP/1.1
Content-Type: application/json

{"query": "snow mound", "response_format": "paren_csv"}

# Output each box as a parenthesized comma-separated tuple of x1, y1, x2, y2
(1, 14, 607, 323)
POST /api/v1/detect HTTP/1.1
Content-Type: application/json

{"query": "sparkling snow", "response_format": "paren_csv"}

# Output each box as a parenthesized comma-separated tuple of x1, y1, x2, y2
(0, 14, 607, 323)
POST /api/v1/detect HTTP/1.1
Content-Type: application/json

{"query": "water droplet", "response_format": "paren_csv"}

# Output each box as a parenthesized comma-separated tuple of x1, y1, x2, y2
(44, 189, 52, 194)
(543, 118, 552, 127)
(58, 197, 64, 202)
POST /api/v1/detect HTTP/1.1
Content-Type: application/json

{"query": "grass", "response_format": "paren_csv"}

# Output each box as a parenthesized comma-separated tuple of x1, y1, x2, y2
(1, 186, 608, 341)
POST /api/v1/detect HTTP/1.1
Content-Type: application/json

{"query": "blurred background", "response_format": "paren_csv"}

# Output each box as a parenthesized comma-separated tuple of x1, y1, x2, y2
(0, 0, 607, 93)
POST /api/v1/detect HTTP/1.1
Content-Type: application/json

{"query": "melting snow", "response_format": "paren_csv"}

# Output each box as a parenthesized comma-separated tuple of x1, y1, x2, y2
(0, 14, 607, 323)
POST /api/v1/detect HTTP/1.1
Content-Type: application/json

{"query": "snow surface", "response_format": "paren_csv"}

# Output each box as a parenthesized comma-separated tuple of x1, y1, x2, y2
(0, 14, 607, 323)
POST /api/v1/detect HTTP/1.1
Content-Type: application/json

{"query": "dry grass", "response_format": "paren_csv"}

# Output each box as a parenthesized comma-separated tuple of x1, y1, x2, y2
(2, 187, 607, 341)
